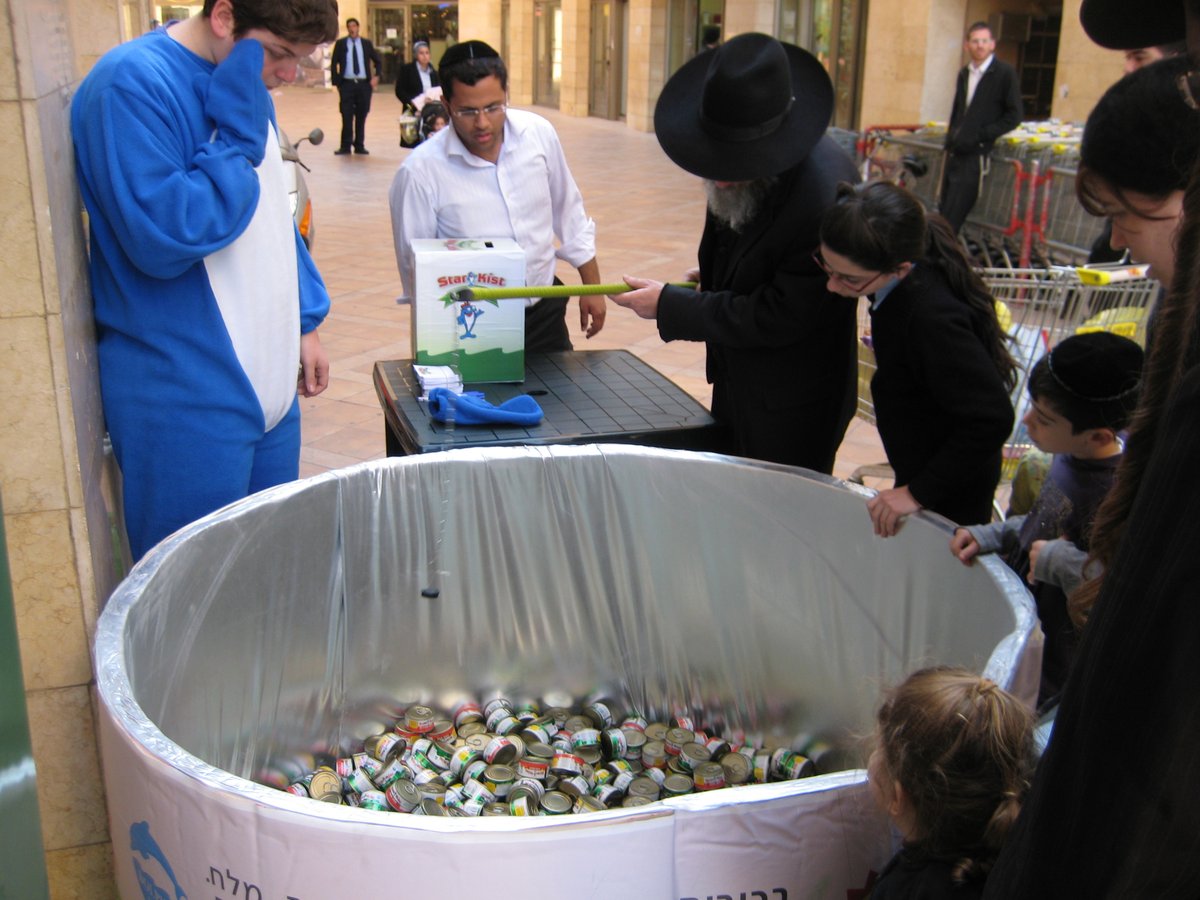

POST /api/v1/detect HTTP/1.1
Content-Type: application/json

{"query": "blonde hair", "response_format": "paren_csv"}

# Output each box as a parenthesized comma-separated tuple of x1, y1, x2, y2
(875, 667, 1035, 884)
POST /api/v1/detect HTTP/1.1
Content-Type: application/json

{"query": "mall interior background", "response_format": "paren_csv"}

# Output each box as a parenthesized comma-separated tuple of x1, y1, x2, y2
(2, 0, 1126, 892)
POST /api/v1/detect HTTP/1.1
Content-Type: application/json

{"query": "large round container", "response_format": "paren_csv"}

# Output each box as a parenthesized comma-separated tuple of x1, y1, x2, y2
(94, 446, 1038, 899)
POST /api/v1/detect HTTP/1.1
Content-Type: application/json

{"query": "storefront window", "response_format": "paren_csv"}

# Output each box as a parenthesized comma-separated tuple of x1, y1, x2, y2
(370, 3, 459, 85)
(778, 0, 864, 129)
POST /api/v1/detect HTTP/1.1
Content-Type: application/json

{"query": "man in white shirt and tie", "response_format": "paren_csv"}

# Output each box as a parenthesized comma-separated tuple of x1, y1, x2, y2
(331, 17, 381, 155)
(388, 40, 606, 350)
(940, 22, 1023, 233)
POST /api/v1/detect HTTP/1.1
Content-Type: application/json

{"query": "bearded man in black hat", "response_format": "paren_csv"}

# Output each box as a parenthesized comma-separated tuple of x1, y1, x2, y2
(983, 1, 1200, 896)
(611, 33, 859, 474)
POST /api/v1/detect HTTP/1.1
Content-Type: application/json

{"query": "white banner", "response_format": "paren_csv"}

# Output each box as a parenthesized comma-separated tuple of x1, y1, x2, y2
(668, 774, 896, 900)
(102, 706, 677, 900)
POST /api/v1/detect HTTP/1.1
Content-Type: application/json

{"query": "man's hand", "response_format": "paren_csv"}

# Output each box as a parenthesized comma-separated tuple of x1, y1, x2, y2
(609, 275, 664, 320)
(579, 295, 606, 338)
(684, 267, 701, 286)
(950, 527, 981, 564)
(866, 486, 921, 538)
(298, 330, 330, 397)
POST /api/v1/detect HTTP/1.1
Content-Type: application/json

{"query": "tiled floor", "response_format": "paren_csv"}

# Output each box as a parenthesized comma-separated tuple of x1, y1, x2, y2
(273, 83, 888, 483)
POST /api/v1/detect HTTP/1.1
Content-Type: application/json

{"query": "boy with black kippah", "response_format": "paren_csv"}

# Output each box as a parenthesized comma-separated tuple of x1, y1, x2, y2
(950, 332, 1144, 706)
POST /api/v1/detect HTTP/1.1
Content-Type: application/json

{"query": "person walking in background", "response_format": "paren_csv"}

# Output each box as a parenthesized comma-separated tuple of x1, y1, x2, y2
(818, 181, 1016, 534)
(940, 22, 1023, 234)
(396, 40, 441, 109)
(610, 33, 860, 474)
(70, 0, 337, 560)
(389, 40, 606, 349)
(331, 17, 381, 155)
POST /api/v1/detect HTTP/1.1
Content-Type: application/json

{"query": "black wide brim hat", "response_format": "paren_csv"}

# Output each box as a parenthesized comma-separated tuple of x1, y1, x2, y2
(1080, 0, 1185, 49)
(654, 32, 834, 182)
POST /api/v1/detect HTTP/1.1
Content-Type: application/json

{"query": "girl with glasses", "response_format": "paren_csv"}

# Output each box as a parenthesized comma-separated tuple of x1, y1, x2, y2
(819, 180, 1017, 536)
(1076, 55, 1195, 293)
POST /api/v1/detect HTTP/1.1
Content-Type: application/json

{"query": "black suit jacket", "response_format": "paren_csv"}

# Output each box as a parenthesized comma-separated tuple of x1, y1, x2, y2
(867, 264, 1013, 526)
(946, 58, 1023, 155)
(330, 36, 381, 86)
(395, 61, 441, 105)
(655, 137, 861, 473)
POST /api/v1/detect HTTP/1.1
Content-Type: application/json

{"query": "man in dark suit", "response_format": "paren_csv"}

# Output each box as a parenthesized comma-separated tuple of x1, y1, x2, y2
(395, 40, 440, 108)
(330, 17, 381, 155)
(610, 33, 860, 473)
(939, 22, 1023, 233)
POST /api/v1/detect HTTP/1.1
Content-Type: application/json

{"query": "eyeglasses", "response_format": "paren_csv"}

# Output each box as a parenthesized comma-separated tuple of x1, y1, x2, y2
(450, 102, 508, 120)
(1177, 71, 1200, 111)
(812, 250, 888, 293)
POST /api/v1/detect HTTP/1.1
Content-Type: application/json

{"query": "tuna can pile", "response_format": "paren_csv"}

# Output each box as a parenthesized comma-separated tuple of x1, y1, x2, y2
(262, 694, 849, 817)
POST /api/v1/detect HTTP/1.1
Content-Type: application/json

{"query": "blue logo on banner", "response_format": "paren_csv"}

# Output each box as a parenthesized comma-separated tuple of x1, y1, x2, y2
(130, 821, 187, 900)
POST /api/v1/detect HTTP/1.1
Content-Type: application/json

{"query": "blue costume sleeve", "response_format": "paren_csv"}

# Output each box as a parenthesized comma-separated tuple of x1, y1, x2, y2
(296, 225, 330, 333)
(72, 38, 270, 280)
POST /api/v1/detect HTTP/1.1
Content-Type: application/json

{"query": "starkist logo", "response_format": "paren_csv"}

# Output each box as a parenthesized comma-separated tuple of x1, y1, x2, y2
(436, 272, 509, 289)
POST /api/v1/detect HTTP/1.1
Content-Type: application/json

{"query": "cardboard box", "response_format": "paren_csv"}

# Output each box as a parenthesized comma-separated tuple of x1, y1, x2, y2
(412, 238, 528, 383)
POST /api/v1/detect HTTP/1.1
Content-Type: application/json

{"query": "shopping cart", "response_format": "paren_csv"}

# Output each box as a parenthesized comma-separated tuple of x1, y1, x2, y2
(860, 125, 947, 211)
(984, 265, 1158, 482)
(825, 126, 862, 163)
(1032, 163, 1111, 265)
(851, 265, 1160, 512)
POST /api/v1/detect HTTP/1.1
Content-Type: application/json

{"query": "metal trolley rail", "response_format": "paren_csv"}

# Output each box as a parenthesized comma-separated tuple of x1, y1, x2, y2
(862, 125, 1109, 268)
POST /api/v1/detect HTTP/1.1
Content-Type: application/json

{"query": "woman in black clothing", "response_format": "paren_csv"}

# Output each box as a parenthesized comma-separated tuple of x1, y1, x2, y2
(818, 181, 1017, 536)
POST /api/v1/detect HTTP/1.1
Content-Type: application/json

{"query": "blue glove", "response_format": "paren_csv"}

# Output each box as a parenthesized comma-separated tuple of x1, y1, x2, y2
(427, 389, 544, 426)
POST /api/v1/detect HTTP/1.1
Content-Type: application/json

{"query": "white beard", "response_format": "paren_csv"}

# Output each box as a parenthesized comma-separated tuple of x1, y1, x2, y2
(704, 177, 778, 232)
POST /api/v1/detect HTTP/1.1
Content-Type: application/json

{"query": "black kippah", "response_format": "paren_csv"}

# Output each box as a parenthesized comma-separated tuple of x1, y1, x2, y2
(1046, 332, 1143, 402)
(439, 40, 500, 70)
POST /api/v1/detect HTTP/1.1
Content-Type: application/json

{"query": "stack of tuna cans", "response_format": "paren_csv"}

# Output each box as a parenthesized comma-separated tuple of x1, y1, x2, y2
(269, 693, 835, 817)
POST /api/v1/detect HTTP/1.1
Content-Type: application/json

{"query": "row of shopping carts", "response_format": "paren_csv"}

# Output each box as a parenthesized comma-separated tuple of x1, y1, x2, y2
(851, 122, 1104, 268)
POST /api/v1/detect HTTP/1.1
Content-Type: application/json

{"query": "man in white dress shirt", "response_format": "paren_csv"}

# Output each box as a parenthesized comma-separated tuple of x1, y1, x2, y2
(388, 40, 605, 350)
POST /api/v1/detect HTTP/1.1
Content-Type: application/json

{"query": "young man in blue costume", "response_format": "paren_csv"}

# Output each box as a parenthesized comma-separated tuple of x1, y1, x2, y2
(71, 0, 339, 560)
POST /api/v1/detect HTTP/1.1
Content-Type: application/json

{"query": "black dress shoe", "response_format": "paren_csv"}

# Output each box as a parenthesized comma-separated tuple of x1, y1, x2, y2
(334, 147, 351, 155)
(353, 146, 369, 155)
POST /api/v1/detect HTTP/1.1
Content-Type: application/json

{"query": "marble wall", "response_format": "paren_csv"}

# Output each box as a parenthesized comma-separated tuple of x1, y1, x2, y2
(1, 0, 141, 893)
(467, 0, 1127, 134)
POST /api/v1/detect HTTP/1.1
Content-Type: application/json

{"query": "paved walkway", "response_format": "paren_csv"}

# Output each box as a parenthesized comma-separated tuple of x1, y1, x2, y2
(271, 84, 886, 483)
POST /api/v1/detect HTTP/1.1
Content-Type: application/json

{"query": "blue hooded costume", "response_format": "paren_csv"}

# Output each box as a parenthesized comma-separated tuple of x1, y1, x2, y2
(72, 29, 330, 559)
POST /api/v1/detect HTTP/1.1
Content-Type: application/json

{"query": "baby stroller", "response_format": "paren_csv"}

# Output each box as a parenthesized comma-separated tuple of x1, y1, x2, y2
(418, 102, 449, 143)
(400, 101, 449, 148)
